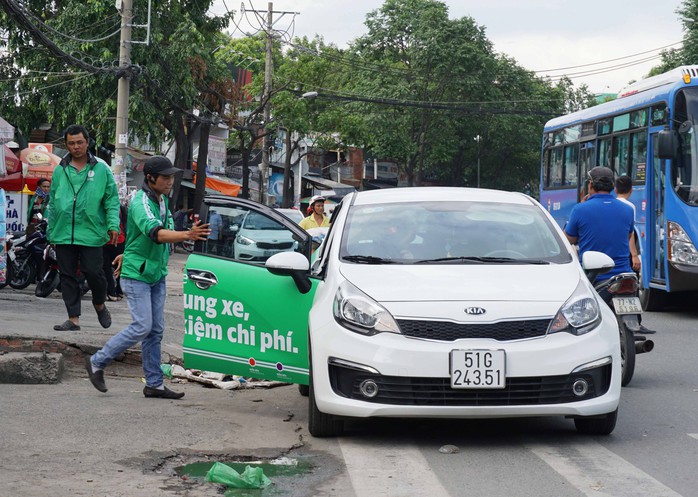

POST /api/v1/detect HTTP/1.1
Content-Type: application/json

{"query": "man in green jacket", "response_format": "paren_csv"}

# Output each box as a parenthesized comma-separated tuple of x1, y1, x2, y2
(85, 156, 210, 399)
(47, 125, 120, 331)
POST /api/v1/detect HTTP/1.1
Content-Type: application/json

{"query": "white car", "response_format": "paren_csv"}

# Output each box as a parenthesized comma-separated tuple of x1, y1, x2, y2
(232, 210, 296, 262)
(183, 188, 621, 437)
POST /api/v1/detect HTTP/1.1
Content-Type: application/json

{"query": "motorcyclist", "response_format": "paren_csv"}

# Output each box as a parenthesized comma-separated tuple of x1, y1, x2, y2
(564, 166, 654, 334)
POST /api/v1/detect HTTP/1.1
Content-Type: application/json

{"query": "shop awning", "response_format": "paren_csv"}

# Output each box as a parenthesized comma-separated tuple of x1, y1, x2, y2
(185, 175, 241, 197)
(302, 174, 356, 195)
(0, 116, 14, 144)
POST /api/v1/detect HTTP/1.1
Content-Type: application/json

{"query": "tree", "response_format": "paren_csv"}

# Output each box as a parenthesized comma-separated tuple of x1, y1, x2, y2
(0, 0, 233, 207)
(650, 1, 698, 75)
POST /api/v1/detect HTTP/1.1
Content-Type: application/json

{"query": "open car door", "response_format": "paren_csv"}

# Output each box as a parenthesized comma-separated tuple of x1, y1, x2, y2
(182, 197, 316, 385)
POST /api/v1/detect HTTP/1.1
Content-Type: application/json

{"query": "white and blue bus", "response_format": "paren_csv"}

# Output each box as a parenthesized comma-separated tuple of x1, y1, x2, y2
(540, 66, 698, 311)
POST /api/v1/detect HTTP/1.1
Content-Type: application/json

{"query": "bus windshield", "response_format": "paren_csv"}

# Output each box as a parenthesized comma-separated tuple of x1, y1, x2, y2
(674, 88, 698, 205)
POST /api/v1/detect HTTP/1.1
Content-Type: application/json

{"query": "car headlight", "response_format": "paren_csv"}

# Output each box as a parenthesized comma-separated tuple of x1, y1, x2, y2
(237, 235, 254, 246)
(668, 221, 698, 266)
(333, 280, 401, 335)
(548, 279, 601, 336)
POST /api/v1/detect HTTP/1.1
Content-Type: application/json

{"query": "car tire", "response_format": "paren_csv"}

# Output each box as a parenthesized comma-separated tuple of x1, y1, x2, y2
(308, 379, 344, 437)
(298, 384, 309, 397)
(574, 408, 618, 435)
(307, 341, 343, 437)
(618, 317, 636, 387)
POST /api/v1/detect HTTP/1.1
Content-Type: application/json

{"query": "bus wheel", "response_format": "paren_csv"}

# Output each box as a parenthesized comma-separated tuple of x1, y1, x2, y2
(639, 284, 666, 312)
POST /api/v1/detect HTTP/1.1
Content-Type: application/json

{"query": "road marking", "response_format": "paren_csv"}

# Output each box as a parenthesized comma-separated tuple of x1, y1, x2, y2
(339, 439, 450, 497)
(525, 439, 683, 497)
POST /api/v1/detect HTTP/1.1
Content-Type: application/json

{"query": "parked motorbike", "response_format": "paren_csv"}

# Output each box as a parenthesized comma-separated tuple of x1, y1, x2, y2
(6, 222, 46, 289)
(35, 243, 60, 297)
(593, 272, 654, 386)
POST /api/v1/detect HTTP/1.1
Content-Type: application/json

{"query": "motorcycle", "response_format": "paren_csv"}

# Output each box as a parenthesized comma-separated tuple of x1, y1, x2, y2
(6, 222, 46, 290)
(593, 272, 654, 387)
(35, 243, 60, 297)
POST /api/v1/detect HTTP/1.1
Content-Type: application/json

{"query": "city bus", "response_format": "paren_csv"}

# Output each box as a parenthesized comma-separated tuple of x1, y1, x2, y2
(540, 66, 698, 311)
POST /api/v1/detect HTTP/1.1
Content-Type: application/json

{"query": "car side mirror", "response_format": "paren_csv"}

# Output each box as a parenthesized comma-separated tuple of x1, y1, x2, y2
(581, 251, 615, 284)
(656, 129, 678, 160)
(265, 252, 312, 294)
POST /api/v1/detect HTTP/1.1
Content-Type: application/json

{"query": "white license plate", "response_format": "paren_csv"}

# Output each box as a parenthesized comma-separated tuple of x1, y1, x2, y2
(612, 297, 643, 315)
(450, 349, 506, 389)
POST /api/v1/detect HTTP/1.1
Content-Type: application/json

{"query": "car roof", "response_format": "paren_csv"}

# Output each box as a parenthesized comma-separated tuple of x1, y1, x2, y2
(349, 187, 534, 206)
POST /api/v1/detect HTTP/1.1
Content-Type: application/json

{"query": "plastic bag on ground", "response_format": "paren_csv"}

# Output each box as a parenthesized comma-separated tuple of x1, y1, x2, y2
(205, 462, 271, 489)
(160, 364, 172, 378)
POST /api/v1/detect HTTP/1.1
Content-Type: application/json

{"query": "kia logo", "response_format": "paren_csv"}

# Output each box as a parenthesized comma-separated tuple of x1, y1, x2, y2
(464, 307, 486, 315)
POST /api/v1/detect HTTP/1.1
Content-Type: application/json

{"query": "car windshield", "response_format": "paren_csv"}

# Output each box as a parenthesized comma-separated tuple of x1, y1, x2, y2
(242, 212, 286, 230)
(339, 201, 571, 264)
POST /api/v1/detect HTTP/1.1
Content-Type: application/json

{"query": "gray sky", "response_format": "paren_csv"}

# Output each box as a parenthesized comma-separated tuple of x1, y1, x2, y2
(211, 0, 685, 94)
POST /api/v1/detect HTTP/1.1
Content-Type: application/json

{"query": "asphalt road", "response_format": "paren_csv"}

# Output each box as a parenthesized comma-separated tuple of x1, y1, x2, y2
(1, 255, 697, 496)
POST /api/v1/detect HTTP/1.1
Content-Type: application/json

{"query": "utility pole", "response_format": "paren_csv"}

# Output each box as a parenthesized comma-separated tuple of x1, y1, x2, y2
(114, 0, 133, 199)
(260, 2, 273, 205)
(246, 1, 299, 205)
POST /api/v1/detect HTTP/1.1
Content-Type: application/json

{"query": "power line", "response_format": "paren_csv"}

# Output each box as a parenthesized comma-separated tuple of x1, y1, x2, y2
(534, 41, 682, 72)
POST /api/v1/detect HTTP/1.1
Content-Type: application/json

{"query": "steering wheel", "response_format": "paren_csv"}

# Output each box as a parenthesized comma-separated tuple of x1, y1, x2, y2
(483, 249, 527, 259)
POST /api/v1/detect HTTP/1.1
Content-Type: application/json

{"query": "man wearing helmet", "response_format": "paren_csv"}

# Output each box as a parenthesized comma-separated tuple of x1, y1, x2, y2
(300, 195, 330, 230)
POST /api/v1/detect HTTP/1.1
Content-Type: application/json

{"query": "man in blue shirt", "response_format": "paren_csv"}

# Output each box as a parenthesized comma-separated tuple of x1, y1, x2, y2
(565, 166, 654, 334)
(565, 166, 634, 280)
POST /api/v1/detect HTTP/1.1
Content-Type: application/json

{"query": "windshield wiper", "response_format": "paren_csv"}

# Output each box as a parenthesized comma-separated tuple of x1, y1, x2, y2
(343, 255, 398, 264)
(415, 256, 550, 265)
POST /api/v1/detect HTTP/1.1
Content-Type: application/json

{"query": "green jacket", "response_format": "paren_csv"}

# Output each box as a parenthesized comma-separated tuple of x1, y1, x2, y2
(121, 184, 174, 284)
(47, 154, 120, 246)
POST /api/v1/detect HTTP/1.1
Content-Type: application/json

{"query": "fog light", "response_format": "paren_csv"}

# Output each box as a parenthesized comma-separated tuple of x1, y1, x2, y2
(572, 379, 589, 397)
(359, 379, 379, 398)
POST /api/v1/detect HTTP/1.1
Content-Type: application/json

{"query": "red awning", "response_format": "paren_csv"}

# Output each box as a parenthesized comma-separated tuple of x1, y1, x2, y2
(3, 145, 20, 174)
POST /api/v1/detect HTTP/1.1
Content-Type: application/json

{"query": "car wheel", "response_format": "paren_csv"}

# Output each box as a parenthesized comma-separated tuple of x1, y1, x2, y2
(574, 408, 618, 435)
(307, 342, 343, 437)
(618, 317, 636, 387)
(298, 384, 309, 397)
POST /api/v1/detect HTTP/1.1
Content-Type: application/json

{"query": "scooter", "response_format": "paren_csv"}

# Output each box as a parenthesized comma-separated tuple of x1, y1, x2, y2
(6, 222, 46, 289)
(593, 272, 654, 387)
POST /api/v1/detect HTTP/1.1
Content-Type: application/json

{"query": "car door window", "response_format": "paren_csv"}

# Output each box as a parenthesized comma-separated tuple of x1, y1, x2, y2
(201, 203, 306, 264)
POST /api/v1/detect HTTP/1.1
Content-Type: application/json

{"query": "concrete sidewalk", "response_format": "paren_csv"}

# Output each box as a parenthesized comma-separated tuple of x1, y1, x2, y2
(0, 250, 190, 364)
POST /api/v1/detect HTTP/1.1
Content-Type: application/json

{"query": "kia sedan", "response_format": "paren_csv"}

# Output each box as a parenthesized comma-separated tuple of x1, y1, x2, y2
(182, 188, 621, 437)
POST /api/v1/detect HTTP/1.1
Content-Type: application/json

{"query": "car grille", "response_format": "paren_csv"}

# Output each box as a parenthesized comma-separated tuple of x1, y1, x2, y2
(329, 364, 611, 406)
(256, 241, 294, 250)
(397, 318, 551, 341)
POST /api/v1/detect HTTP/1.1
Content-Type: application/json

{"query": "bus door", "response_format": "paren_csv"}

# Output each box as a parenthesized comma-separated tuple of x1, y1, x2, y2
(578, 141, 595, 201)
(648, 133, 666, 283)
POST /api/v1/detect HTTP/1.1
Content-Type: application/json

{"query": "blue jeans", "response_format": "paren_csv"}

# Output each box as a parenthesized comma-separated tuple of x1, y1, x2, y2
(91, 277, 167, 388)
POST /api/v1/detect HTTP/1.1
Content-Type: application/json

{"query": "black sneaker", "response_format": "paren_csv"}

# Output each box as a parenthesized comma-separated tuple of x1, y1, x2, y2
(85, 356, 107, 393)
(143, 385, 185, 399)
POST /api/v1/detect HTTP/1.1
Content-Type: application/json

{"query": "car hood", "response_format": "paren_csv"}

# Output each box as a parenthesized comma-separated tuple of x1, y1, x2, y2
(338, 262, 582, 303)
(238, 229, 293, 243)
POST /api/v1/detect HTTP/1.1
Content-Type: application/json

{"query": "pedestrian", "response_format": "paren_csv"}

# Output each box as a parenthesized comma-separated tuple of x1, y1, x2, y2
(614, 175, 641, 272)
(208, 208, 223, 254)
(47, 124, 120, 331)
(27, 178, 50, 234)
(85, 156, 210, 398)
(299, 195, 330, 230)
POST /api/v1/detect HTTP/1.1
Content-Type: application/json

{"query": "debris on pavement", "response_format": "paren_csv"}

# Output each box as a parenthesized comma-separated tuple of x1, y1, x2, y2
(205, 462, 271, 489)
(166, 364, 290, 390)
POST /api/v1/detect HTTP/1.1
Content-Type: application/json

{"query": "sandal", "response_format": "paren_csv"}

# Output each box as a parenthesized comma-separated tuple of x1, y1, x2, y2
(106, 295, 122, 302)
(54, 320, 81, 331)
(95, 305, 112, 329)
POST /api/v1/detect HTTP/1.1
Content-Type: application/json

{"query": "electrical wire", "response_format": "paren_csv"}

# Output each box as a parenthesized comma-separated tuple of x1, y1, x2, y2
(1, 73, 93, 100)
(534, 41, 682, 72)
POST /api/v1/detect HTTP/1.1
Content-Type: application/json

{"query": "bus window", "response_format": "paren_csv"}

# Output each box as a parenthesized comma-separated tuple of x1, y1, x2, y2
(613, 113, 630, 132)
(651, 104, 668, 126)
(630, 132, 648, 182)
(564, 145, 578, 186)
(599, 118, 612, 135)
(613, 134, 630, 176)
(598, 138, 612, 168)
(631, 109, 647, 128)
(550, 147, 563, 187)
